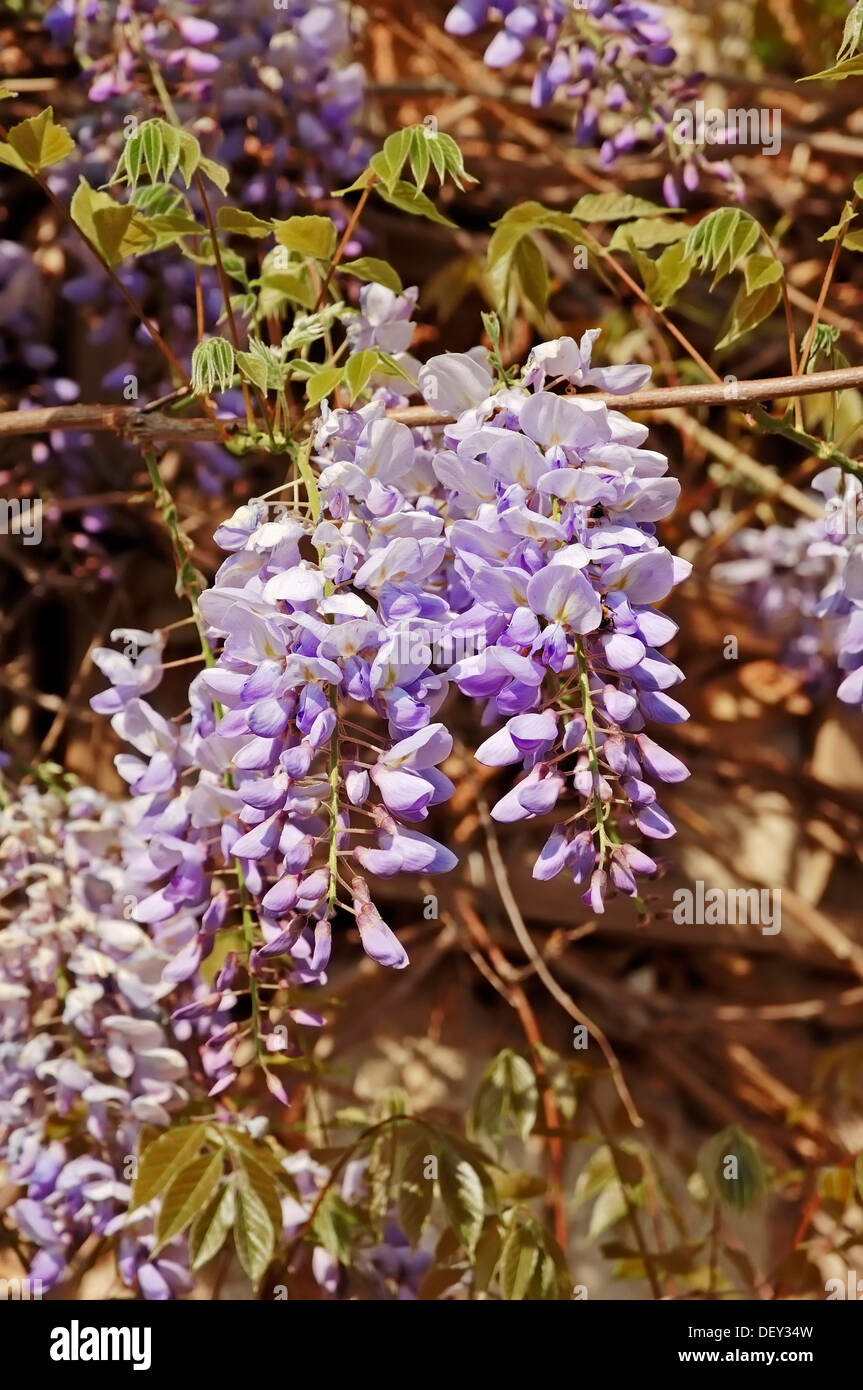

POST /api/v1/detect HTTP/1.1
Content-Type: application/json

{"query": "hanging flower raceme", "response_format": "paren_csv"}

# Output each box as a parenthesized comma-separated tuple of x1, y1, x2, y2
(0, 784, 194, 1296)
(442, 0, 741, 200)
(94, 324, 689, 1082)
(709, 466, 863, 707)
(418, 330, 691, 913)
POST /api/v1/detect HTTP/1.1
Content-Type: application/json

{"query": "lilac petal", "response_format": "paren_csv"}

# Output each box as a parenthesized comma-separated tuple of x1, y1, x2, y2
(636, 803, 676, 839)
(637, 734, 689, 784)
(356, 903, 409, 969)
(230, 812, 282, 859)
(261, 873, 299, 914)
(533, 826, 569, 880)
(475, 726, 521, 766)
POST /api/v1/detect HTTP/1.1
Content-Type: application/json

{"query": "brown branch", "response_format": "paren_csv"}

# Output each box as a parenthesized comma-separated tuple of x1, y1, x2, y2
(3, 364, 863, 443)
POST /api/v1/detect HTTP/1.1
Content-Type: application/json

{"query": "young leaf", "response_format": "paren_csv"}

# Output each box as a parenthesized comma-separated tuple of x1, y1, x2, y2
(198, 155, 230, 195)
(716, 273, 783, 350)
(345, 349, 378, 403)
(685, 208, 759, 285)
(218, 208, 274, 239)
(409, 128, 431, 189)
(3, 107, 75, 172)
(306, 366, 344, 407)
(236, 349, 270, 394)
(273, 215, 338, 261)
(191, 337, 235, 396)
(376, 180, 456, 228)
(189, 1184, 236, 1271)
(514, 236, 550, 316)
(800, 54, 863, 82)
(380, 127, 414, 187)
(571, 192, 673, 222)
(609, 217, 690, 252)
(130, 1126, 207, 1212)
(155, 1150, 224, 1250)
(70, 179, 154, 264)
(340, 257, 403, 294)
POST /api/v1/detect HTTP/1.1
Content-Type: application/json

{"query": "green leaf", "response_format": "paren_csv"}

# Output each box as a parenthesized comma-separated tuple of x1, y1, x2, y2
(273, 214, 338, 260)
(345, 349, 378, 402)
(189, 1184, 236, 1271)
(588, 1179, 630, 1239)
(376, 179, 456, 227)
(5, 107, 75, 171)
(306, 366, 344, 407)
(818, 201, 857, 243)
(233, 1151, 284, 1236)
(514, 236, 549, 315)
(651, 240, 694, 309)
(716, 274, 783, 350)
(743, 252, 784, 294)
(609, 217, 690, 252)
(112, 120, 187, 189)
(380, 127, 414, 187)
(471, 1049, 539, 1145)
(838, 2, 863, 62)
(233, 1181, 275, 1287)
(698, 1126, 768, 1212)
(218, 207, 274, 238)
(409, 128, 431, 189)
(155, 1150, 224, 1251)
(332, 166, 375, 197)
(0, 143, 28, 173)
(473, 1218, 503, 1295)
(198, 155, 230, 194)
(70, 179, 155, 264)
(0, 86, 19, 101)
(147, 211, 205, 237)
(310, 1188, 358, 1264)
(176, 130, 202, 187)
(435, 131, 477, 190)
(130, 1126, 207, 1213)
(800, 54, 863, 83)
(438, 1148, 485, 1257)
(499, 1223, 539, 1300)
(571, 192, 673, 222)
(489, 1167, 546, 1201)
(340, 257, 403, 294)
(236, 349, 270, 394)
(258, 267, 317, 314)
(398, 1139, 434, 1248)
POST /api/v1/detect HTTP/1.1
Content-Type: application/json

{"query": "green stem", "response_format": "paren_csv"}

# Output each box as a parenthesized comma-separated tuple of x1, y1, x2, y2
(575, 638, 609, 860)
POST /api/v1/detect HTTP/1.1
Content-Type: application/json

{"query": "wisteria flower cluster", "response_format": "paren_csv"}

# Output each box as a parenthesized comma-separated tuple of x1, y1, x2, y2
(90, 323, 690, 1091)
(709, 467, 863, 706)
(44, 0, 367, 199)
(443, 0, 741, 200)
(0, 782, 193, 1296)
